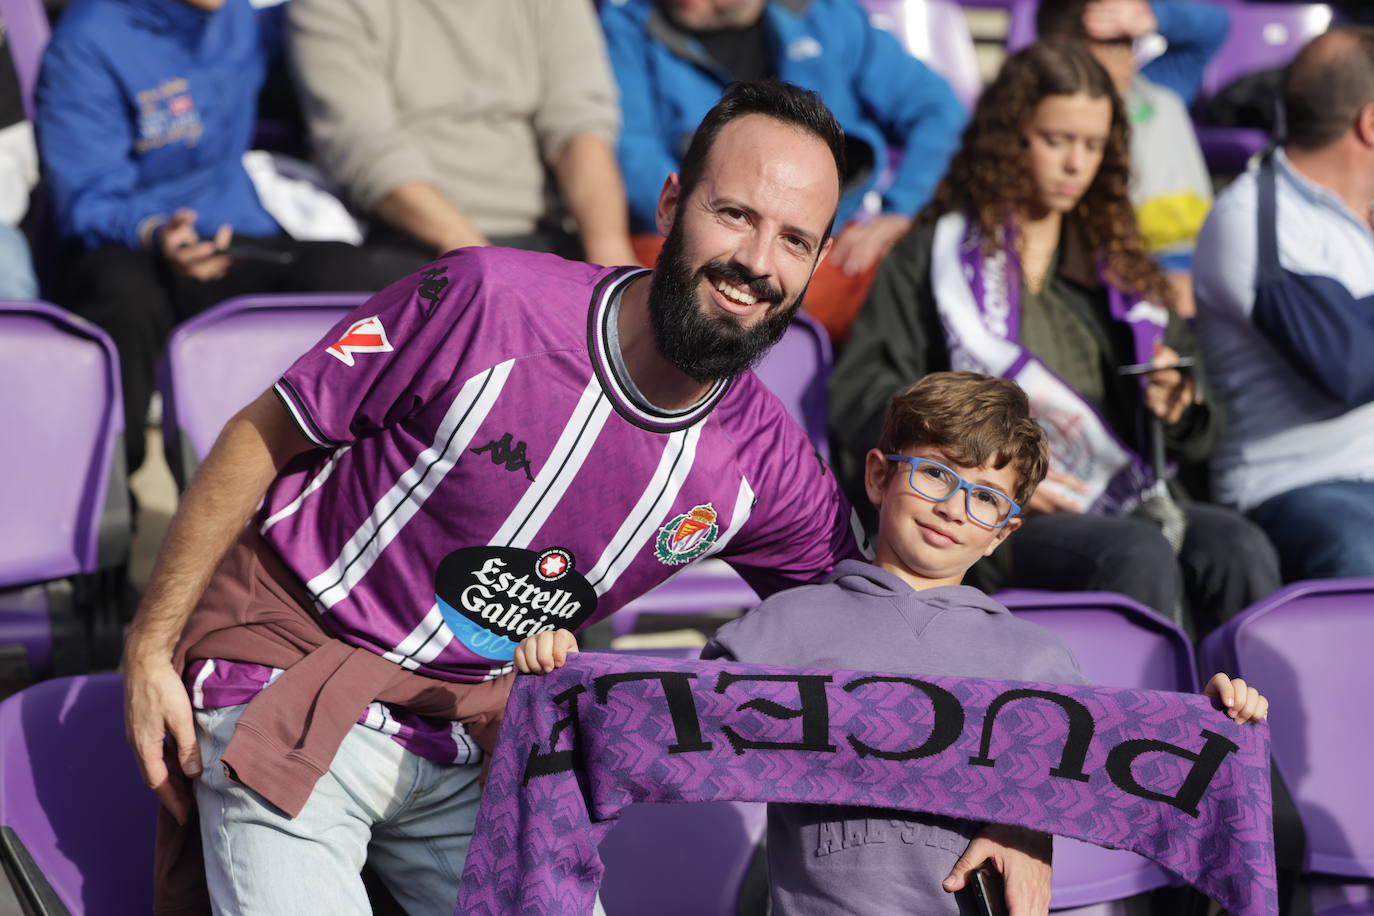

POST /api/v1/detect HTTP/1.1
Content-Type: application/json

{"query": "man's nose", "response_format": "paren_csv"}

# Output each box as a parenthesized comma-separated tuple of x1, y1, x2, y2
(732, 231, 773, 282)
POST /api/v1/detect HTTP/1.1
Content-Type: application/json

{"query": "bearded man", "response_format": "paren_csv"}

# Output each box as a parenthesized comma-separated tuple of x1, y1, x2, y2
(121, 80, 867, 912)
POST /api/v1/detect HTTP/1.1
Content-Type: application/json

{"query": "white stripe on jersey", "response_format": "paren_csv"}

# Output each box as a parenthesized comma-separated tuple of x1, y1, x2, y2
(489, 379, 612, 549)
(274, 381, 333, 449)
(191, 658, 217, 709)
(585, 424, 702, 595)
(699, 476, 755, 561)
(260, 445, 351, 533)
(450, 721, 479, 765)
(383, 603, 446, 670)
(307, 361, 515, 610)
(361, 701, 403, 736)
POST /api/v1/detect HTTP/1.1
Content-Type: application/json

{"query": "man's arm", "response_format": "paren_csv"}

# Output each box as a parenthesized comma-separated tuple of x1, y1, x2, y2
(288, 0, 484, 251)
(1140, 1, 1230, 106)
(375, 181, 489, 255)
(552, 132, 636, 266)
(123, 390, 315, 825)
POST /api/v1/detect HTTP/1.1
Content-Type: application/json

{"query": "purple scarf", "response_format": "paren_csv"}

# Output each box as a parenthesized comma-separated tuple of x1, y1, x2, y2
(458, 653, 1276, 915)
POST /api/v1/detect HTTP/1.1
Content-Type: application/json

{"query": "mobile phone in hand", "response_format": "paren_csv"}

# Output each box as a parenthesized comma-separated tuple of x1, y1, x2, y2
(964, 859, 1009, 916)
(1118, 356, 1197, 376)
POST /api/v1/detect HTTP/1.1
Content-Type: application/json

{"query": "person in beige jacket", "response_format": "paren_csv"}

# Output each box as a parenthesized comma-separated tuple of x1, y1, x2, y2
(288, 0, 638, 267)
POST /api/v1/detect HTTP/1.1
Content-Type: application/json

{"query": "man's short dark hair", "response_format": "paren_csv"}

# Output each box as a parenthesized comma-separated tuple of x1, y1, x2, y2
(1036, 0, 1091, 42)
(676, 79, 847, 238)
(1284, 27, 1374, 151)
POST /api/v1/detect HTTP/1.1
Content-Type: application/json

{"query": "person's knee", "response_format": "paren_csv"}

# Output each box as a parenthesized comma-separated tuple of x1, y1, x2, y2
(1089, 518, 1180, 610)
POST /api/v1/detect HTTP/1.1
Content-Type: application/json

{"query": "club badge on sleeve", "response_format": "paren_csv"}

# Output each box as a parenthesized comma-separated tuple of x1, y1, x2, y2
(654, 504, 720, 566)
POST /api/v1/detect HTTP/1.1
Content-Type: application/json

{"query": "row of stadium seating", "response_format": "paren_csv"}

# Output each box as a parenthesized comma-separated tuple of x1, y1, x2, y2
(0, 583, 1369, 914)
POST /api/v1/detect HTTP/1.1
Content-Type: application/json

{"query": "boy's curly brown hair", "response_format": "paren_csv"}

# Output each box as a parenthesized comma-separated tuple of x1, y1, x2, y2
(920, 40, 1173, 310)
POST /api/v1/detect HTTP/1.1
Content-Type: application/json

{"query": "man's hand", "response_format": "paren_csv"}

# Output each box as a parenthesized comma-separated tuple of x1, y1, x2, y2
(1082, 0, 1158, 41)
(944, 824, 1053, 916)
(1142, 343, 1195, 426)
(123, 653, 201, 825)
(829, 215, 912, 276)
(1026, 470, 1090, 515)
(159, 208, 233, 282)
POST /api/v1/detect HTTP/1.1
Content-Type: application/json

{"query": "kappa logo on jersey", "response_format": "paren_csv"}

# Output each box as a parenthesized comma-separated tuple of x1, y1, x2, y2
(416, 266, 449, 316)
(435, 546, 596, 662)
(470, 432, 535, 482)
(654, 504, 719, 566)
(326, 316, 394, 366)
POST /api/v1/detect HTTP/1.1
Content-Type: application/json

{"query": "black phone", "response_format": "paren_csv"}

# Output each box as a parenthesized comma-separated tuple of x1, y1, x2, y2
(1117, 356, 1197, 376)
(963, 859, 1009, 916)
(216, 243, 298, 266)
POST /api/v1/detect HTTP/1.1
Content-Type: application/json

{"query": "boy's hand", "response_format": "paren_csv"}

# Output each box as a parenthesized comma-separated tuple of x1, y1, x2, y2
(1204, 672, 1269, 724)
(514, 629, 580, 675)
(944, 824, 1052, 916)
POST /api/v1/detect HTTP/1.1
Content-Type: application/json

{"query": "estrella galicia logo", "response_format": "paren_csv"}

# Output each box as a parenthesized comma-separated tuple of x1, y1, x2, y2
(435, 546, 596, 662)
(653, 504, 719, 566)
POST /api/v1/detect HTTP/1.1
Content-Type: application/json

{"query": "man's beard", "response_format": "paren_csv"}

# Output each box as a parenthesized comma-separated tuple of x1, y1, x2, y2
(645, 219, 810, 383)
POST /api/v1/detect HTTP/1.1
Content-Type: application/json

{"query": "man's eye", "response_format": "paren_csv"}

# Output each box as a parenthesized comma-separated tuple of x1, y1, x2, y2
(783, 235, 810, 253)
(720, 208, 746, 222)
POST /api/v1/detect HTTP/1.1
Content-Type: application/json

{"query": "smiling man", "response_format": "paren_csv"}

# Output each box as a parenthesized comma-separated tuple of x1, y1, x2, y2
(121, 80, 871, 912)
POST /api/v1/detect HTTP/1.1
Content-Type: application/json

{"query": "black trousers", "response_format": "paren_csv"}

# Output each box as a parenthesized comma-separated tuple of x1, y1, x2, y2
(58, 237, 426, 472)
(1001, 501, 1281, 638)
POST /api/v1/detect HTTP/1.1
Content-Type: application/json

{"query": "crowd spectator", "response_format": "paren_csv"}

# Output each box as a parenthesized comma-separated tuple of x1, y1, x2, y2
(830, 41, 1278, 636)
(36, 0, 415, 474)
(1037, 0, 1229, 318)
(1193, 27, 1374, 582)
(0, 20, 38, 300)
(599, 0, 966, 340)
(286, 0, 636, 268)
(121, 81, 862, 912)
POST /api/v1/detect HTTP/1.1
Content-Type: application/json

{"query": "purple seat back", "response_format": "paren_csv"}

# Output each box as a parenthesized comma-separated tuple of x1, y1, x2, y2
(598, 799, 767, 916)
(157, 293, 368, 488)
(997, 590, 1199, 908)
(0, 0, 49, 121)
(1199, 2, 1333, 103)
(858, 0, 983, 111)
(0, 302, 125, 585)
(0, 674, 157, 914)
(752, 311, 832, 460)
(1005, 0, 1038, 52)
(1201, 578, 1374, 881)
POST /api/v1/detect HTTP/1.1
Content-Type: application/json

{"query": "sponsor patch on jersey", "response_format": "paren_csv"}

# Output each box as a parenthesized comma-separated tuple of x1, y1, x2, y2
(653, 504, 719, 566)
(325, 315, 394, 366)
(434, 546, 596, 662)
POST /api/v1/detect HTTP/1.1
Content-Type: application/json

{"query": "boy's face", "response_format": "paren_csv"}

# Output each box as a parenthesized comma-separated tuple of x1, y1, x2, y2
(863, 446, 1022, 591)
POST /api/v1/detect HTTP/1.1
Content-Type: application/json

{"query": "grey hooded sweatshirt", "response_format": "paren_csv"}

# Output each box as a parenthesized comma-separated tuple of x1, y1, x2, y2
(703, 559, 1087, 916)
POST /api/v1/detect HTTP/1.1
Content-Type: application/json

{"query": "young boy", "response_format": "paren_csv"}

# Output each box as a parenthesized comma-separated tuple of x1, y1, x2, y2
(515, 372, 1268, 915)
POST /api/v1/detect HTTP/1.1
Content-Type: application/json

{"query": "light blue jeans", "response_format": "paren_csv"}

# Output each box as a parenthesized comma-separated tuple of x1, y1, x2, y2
(194, 703, 483, 915)
(0, 223, 38, 300)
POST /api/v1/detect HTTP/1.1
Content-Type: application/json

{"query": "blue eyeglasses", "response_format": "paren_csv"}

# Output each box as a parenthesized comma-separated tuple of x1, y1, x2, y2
(885, 455, 1022, 529)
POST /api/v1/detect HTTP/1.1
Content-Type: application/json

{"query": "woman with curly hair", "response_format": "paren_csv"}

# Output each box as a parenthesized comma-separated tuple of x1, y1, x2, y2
(829, 41, 1278, 635)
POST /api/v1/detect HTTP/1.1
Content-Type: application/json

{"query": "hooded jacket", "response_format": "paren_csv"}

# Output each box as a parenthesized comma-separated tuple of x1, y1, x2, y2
(704, 559, 1086, 915)
(36, 0, 282, 249)
(599, 0, 966, 232)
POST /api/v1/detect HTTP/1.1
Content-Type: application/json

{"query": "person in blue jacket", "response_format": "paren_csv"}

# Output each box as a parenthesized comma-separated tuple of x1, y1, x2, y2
(36, 0, 417, 474)
(599, 0, 966, 339)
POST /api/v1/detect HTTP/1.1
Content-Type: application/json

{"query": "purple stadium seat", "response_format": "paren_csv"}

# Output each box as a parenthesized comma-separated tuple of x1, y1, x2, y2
(0, 302, 128, 678)
(610, 314, 834, 638)
(1005, 0, 1038, 52)
(1201, 579, 1374, 913)
(998, 590, 1199, 912)
(1195, 2, 1334, 173)
(156, 292, 368, 488)
(859, 0, 984, 111)
(0, 0, 49, 122)
(0, 673, 157, 914)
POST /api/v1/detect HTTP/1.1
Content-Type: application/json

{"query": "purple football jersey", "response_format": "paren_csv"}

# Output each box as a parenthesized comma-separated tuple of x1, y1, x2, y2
(194, 249, 860, 759)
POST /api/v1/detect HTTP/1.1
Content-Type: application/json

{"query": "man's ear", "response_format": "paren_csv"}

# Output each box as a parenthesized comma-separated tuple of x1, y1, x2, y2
(863, 448, 889, 509)
(814, 234, 835, 272)
(1356, 101, 1374, 148)
(983, 516, 1021, 557)
(656, 173, 682, 236)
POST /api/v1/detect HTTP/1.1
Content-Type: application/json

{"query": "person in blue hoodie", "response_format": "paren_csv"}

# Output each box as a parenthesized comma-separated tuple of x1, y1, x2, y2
(36, 0, 418, 473)
(517, 371, 1269, 915)
(599, 0, 966, 341)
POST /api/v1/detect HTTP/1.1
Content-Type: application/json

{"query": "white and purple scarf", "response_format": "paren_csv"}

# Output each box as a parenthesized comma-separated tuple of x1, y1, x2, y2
(458, 653, 1276, 916)
(930, 213, 1169, 514)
